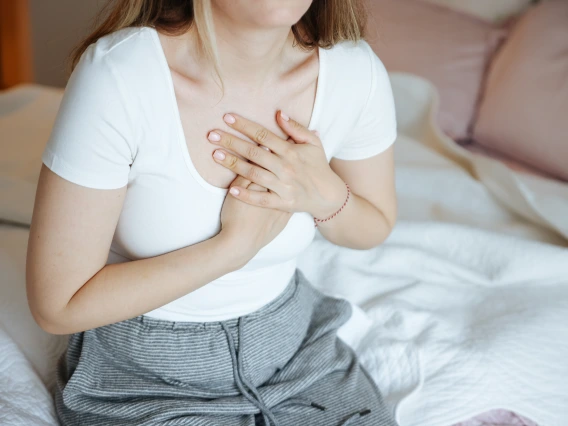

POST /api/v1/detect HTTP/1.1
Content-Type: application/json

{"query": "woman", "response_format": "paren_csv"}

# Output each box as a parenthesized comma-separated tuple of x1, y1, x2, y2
(26, 0, 398, 424)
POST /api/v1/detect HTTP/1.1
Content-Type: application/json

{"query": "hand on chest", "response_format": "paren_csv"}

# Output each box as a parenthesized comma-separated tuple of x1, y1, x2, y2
(173, 76, 318, 190)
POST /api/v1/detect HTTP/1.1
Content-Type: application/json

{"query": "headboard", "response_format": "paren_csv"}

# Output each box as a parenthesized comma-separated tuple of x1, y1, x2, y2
(0, 0, 33, 89)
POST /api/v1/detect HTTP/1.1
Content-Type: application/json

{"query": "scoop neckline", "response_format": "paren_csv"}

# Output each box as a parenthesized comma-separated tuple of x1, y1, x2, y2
(147, 26, 326, 196)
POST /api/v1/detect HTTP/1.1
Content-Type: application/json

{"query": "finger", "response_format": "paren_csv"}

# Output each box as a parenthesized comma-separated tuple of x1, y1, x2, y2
(277, 110, 322, 146)
(208, 130, 280, 173)
(231, 175, 268, 192)
(213, 149, 280, 192)
(231, 174, 252, 189)
(228, 185, 282, 209)
(222, 113, 291, 156)
(248, 182, 267, 192)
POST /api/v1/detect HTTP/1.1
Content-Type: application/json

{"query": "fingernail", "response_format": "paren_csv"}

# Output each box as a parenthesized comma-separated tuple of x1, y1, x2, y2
(314, 130, 320, 137)
(280, 111, 289, 121)
(230, 187, 240, 196)
(208, 131, 221, 142)
(261, 146, 270, 151)
(223, 114, 236, 124)
(214, 150, 225, 160)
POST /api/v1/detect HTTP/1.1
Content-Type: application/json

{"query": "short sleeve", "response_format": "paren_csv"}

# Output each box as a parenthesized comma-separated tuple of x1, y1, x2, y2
(41, 44, 136, 189)
(333, 42, 397, 161)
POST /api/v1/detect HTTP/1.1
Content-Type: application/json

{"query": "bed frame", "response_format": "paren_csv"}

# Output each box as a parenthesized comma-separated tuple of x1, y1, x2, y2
(0, 0, 33, 89)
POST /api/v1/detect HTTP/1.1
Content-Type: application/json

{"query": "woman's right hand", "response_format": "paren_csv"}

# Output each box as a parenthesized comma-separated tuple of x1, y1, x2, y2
(219, 175, 292, 262)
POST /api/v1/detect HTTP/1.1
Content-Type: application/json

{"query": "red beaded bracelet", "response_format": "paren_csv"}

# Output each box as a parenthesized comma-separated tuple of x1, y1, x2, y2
(314, 183, 350, 228)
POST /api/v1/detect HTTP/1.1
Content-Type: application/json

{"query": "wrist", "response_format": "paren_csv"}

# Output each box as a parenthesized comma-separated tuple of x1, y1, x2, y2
(214, 231, 255, 270)
(312, 175, 348, 220)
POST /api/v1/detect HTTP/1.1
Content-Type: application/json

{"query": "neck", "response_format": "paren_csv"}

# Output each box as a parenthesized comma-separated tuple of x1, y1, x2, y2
(194, 9, 295, 89)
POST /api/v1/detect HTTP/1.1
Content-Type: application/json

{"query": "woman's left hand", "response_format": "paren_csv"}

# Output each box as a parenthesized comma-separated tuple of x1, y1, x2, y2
(207, 111, 347, 219)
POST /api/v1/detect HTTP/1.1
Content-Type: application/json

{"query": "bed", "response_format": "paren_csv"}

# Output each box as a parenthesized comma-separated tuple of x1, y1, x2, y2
(1, 73, 567, 426)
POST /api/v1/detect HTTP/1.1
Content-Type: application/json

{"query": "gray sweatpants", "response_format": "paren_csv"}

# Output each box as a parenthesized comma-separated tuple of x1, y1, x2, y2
(54, 268, 398, 426)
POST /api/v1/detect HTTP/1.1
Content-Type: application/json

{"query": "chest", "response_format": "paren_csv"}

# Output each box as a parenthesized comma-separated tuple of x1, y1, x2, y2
(171, 71, 319, 190)
(114, 73, 323, 262)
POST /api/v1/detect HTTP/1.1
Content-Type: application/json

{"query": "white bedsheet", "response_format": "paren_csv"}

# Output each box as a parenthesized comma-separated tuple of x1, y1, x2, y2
(1, 75, 567, 425)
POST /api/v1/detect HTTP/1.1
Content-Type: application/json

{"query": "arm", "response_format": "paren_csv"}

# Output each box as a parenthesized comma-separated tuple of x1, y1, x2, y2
(314, 42, 397, 249)
(314, 145, 397, 249)
(202, 43, 397, 251)
(26, 46, 250, 335)
(26, 165, 250, 335)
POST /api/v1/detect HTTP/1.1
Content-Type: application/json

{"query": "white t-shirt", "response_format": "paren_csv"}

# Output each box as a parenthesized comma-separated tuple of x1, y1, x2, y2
(41, 26, 397, 322)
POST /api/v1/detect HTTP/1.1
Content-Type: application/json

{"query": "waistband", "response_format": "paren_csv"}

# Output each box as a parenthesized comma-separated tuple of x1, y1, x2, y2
(131, 267, 305, 332)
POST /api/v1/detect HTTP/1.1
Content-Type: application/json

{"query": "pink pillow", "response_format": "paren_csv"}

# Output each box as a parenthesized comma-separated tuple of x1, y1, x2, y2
(463, 140, 560, 180)
(365, 0, 506, 140)
(473, 0, 568, 182)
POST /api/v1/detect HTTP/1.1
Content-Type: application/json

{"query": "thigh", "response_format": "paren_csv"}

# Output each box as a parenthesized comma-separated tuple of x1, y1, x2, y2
(273, 340, 397, 426)
(54, 330, 261, 426)
(254, 279, 398, 426)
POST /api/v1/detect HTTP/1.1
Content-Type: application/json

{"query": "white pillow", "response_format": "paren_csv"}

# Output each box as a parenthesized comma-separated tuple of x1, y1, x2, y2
(420, 0, 534, 23)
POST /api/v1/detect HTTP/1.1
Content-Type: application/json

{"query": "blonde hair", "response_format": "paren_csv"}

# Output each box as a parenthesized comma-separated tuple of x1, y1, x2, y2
(70, 0, 368, 91)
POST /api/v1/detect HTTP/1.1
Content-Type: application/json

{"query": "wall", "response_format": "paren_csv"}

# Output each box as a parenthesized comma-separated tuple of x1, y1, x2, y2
(29, 0, 104, 87)
(419, 0, 541, 23)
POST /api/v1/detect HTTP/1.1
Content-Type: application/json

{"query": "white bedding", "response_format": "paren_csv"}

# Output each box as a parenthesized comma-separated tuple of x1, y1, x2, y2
(0, 323, 58, 425)
(1, 76, 567, 426)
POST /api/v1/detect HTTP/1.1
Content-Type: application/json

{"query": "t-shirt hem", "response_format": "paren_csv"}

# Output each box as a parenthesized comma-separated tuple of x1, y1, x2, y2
(42, 148, 129, 190)
(332, 131, 397, 161)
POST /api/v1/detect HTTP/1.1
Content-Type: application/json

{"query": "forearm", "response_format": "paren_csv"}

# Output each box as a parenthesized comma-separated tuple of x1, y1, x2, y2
(43, 234, 249, 335)
(315, 191, 395, 250)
